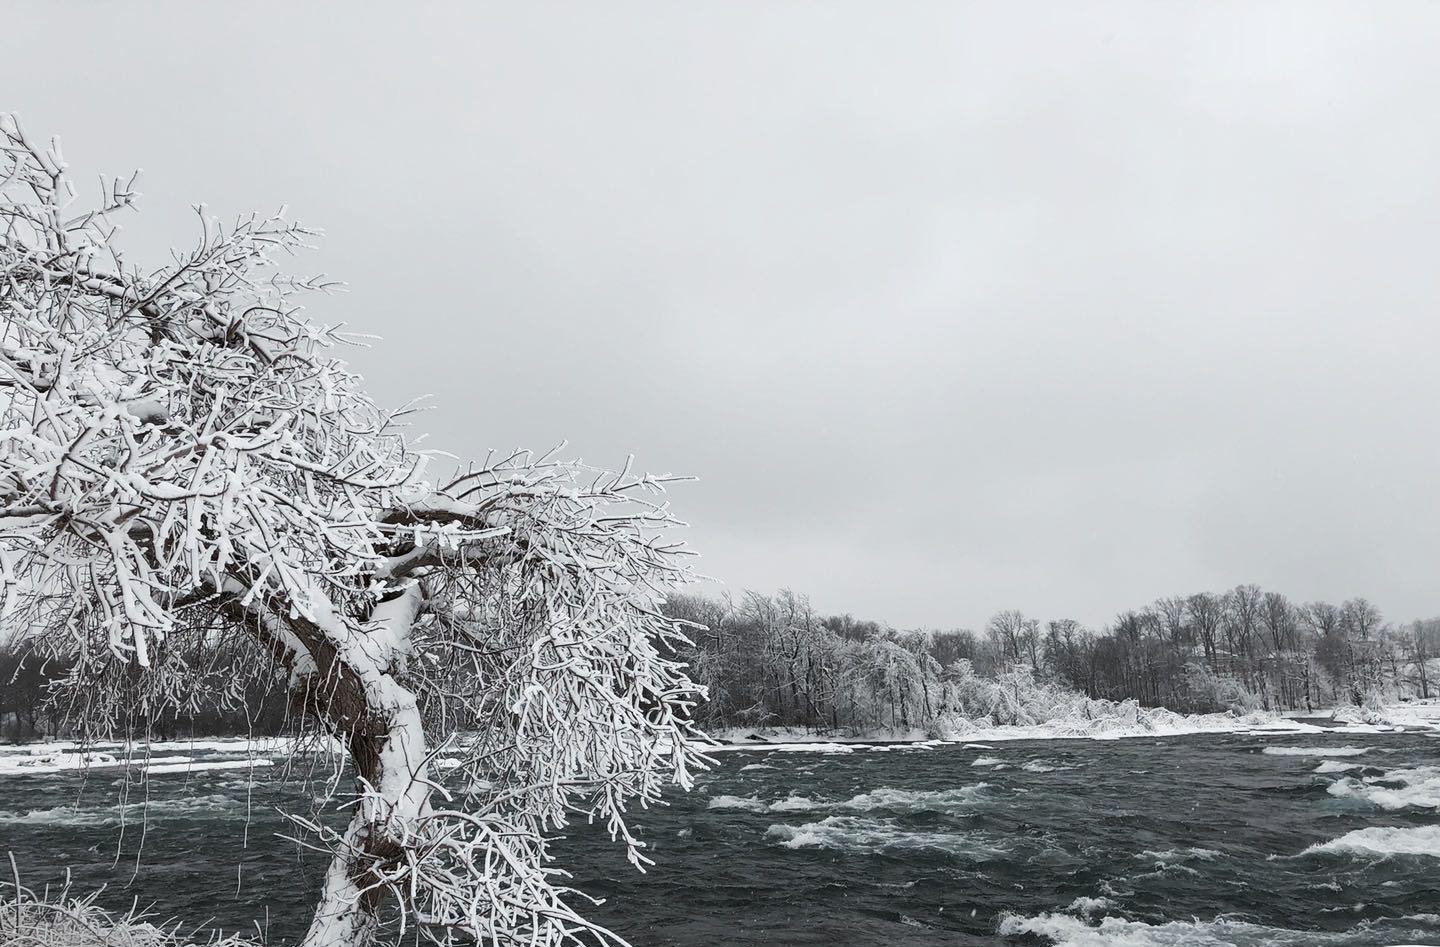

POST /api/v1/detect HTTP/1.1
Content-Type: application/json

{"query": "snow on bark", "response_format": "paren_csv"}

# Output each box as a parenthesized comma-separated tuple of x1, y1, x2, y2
(0, 114, 708, 946)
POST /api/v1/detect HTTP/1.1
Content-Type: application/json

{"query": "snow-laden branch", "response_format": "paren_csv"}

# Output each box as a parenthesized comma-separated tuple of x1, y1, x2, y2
(0, 113, 708, 947)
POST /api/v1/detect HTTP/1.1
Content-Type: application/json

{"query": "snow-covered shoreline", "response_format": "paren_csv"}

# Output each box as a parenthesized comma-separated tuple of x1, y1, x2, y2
(703, 699, 1440, 753)
(0, 735, 332, 778)
(3, 701, 1436, 775)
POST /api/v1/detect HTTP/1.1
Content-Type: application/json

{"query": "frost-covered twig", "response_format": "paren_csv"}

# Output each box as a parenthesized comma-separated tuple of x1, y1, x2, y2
(0, 114, 708, 947)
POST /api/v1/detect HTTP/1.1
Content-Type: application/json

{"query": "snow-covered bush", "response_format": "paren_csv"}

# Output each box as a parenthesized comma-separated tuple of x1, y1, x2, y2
(929, 665, 1248, 739)
(0, 115, 707, 946)
(1182, 663, 1264, 713)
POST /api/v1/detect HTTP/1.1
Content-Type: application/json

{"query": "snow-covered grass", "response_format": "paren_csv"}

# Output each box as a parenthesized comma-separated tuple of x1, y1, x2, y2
(0, 880, 261, 947)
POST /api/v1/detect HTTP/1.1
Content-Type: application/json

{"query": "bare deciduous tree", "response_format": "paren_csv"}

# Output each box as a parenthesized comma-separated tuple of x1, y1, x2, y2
(1186, 592, 1224, 672)
(986, 610, 1032, 665)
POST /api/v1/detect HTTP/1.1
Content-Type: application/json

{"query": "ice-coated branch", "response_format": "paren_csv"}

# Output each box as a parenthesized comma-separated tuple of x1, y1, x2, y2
(0, 114, 708, 947)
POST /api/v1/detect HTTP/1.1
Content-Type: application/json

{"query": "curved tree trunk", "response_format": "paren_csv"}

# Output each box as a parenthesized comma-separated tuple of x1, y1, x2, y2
(302, 814, 383, 947)
(300, 693, 430, 947)
(224, 582, 431, 947)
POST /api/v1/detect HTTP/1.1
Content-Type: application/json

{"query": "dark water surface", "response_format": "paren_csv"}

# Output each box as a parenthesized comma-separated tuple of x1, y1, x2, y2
(2, 733, 1438, 945)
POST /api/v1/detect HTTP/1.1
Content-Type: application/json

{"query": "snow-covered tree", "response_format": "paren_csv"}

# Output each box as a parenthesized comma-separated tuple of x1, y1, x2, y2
(0, 115, 708, 946)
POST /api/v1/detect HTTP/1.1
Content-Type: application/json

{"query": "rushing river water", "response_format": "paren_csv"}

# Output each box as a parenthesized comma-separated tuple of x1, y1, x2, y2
(2, 731, 1438, 946)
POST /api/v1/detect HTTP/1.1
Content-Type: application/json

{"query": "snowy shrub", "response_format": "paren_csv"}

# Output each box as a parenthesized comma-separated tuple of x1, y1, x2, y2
(0, 873, 261, 947)
(1182, 664, 1263, 713)
(927, 665, 1249, 739)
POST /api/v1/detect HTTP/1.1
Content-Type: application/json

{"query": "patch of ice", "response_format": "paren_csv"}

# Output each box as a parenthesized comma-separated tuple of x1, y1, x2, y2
(0, 750, 121, 776)
(144, 758, 274, 775)
(972, 756, 1004, 767)
(0, 735, 338, 778)
(1262, 746, 1369, 757)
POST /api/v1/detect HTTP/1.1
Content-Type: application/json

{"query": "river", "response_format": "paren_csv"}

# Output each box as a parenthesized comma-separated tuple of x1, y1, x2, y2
(2, 731, 1438, 945)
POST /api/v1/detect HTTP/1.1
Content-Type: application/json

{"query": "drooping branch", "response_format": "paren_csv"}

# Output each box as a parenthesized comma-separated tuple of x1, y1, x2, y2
(0, 112, 709, 947)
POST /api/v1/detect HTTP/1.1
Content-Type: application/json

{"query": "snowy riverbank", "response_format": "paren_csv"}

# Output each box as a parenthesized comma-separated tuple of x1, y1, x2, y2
(3, 701, 1436, 775)
(704, 699, 1440, 753)
(0, 735, 331, 778)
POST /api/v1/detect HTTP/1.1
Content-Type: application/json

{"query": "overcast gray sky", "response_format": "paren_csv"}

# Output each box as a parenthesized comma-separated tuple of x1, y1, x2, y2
(5, 2, 1439, 630)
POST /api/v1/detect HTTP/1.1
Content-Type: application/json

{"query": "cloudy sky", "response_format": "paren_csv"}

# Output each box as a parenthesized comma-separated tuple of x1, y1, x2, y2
(6, 3, 1439, 630)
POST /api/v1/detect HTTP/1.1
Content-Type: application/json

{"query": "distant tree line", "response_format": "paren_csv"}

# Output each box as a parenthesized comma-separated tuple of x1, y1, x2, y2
(6, 584, 1435, 741)
(665, 585, 1440, 733)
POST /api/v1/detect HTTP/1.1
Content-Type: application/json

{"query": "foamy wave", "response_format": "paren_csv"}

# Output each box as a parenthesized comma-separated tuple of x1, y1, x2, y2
(766, 815, 1010, 858)
(0, 793, 245, 826)
(1135, 847, 1221, 864)
(708, 784, 989, 815)
(1326, 766, 1440, 810)
(997, 911, 1440, 946)
(1301, 824, 1440, 859)
(837, 785, 990, 813)
(707, 794, 768, 811)
(1022, 760, 1059, 772)
(972, 756, 1004, 767)
(1262, 746, 1369, 757)
(0, 804, 124, 827)
(1314, 760, 1363, 774)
